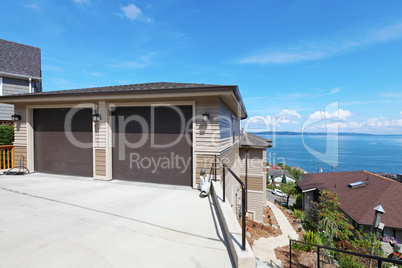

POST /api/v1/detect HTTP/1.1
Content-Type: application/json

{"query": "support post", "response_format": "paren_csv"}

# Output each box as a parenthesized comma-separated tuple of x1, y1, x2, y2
(223, 167, 225, 202)
(245, 147, 248, 212)
(241, 183, 246, 250)
(289, 240, 292, 267)
(214, 155, 217, 182)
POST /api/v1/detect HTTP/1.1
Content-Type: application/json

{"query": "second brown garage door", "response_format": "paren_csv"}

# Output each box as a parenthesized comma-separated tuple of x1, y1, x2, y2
(34, 108, 93, 177)
(112, 105, 193, 186)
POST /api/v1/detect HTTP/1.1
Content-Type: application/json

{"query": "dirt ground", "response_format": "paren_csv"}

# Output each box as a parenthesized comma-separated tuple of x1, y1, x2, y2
(274, 245, 338, 268)
(239, 206, 282, 247)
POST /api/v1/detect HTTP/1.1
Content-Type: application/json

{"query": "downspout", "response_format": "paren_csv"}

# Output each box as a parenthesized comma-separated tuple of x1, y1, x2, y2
(29, 78, 32, 93)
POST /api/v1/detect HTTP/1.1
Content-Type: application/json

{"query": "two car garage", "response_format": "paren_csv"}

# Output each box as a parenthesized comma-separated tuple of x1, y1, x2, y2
(33, 105, 193, 186)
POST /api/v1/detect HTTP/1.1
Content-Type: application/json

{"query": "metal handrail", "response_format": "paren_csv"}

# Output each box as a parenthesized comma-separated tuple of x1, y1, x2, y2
(222, 163, 246, 250)
(289, 239, 402, 268)
(199, 153, 218, 181)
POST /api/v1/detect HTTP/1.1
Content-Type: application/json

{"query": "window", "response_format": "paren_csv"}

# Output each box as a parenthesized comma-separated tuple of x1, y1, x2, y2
(231, 115, 236, 143)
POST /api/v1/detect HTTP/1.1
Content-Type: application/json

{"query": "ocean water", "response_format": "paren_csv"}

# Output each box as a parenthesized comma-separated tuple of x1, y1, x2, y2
(260, 134, 402, 174)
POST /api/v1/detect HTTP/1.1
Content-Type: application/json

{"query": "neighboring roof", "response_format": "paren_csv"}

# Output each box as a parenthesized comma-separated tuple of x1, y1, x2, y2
(268, 164, 282, 170)
(240, 132, 272, 148)
(0, 39, 41, 78)
(292, 166, 308, 174)
(297, 171, 402, 229)
(268, 170, 295, 181)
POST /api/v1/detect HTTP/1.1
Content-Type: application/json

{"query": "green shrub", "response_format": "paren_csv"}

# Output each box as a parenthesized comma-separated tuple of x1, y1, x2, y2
(0, 125, 14, 145)
(302, 218, 317, 232)
(294, 209, 306, 220)
(337, 254, 365, 268)
(302, 230, 322, 251)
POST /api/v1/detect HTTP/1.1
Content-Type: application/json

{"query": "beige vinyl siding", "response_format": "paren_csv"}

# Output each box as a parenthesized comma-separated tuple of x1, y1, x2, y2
(195, 97, 220, 152)
(220, 144, 241, 216)
(13, 104, 27, 146)
(239, 148, 265, 177)
(247, 191, 264, 222)
(240, 176, 263, 192)
(14, 146, 27, 162)
(95, 149, 106, 176)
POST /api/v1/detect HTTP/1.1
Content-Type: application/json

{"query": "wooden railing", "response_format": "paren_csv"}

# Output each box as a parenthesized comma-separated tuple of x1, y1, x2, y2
(0, 145, 14, 170)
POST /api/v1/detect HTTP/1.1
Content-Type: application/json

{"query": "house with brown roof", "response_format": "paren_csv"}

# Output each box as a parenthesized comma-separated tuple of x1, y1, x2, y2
(297, 171, 402, 240)
(0, 39, 41, 122)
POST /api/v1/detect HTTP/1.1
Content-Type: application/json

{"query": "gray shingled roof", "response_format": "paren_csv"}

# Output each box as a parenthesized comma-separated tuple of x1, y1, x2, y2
(240, 131, 272, 148)
(0, 82, 235, 97)
(0, 82, 248, 118)
(0, 39, 41, 78)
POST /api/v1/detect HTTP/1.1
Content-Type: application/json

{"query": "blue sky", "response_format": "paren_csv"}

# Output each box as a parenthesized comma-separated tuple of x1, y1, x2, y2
(1, 0, 402, 134)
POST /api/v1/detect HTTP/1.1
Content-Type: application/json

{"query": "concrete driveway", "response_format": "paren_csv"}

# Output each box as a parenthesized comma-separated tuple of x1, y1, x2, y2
(0, 173, 233, 268)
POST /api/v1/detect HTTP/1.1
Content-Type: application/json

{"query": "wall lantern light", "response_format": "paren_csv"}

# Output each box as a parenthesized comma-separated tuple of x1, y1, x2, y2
(202, 112, 209, 121)
(92, 113, 101, 122)
(11, 114, 21, 121)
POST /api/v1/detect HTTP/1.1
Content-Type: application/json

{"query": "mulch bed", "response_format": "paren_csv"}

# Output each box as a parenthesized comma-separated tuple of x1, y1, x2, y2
(239, 206, 282, 247)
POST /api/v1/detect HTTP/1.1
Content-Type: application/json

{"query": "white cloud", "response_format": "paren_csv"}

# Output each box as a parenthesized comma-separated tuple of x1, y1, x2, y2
(110, 55, 151, 68)
(400, 111, 402, 118)
(329, 87, 341, 95)
(240, 51, 324, 64)
(310, 116, 402, 133)
(240, 22, 402, 64)
(277, 109, 301, 119)
(242, 109, 302, 132)
(73, 0, 90, 4)
(122, 4, 142, 21)
(25, 3, 39, 9)
(308, 109, 353, 121)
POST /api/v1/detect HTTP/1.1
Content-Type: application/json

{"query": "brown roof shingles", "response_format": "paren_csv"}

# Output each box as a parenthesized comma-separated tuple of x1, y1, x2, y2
(0, 39, 41, 78)
(297, 171, 402, 229)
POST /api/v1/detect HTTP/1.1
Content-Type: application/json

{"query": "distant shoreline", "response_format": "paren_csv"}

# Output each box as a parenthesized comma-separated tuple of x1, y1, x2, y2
(252, 131, 402, 137)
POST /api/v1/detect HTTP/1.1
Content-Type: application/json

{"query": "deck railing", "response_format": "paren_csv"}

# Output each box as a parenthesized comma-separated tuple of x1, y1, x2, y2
(289, 239, 402, 268)
(0, 145, 14, 170)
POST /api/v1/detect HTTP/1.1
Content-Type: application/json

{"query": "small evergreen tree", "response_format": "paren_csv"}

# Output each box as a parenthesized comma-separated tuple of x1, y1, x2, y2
(281, 174, 287, 184)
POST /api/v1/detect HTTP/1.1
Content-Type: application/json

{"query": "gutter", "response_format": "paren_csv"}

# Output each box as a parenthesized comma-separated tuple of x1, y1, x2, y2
(0, 71, 41, 80)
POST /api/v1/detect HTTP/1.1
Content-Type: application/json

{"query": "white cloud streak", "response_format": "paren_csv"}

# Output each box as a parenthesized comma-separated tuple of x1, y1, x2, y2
(240, 22, 402, 64)
(73, 0, 90, 5)
(25, 3, 39, 9)
(308, 109, 354, 121)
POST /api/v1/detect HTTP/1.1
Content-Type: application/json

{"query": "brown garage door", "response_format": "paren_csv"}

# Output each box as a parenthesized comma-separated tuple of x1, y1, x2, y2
(113, 105, 192, 186)
(34, 108, 93, 177)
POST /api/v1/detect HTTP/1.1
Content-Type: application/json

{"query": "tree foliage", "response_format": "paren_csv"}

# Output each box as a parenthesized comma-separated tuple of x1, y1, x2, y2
(309, 190, 353, 241)
(0, 125, 14, 145)
(281, 182, 298, 206)
(276, 162, 303, 180)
